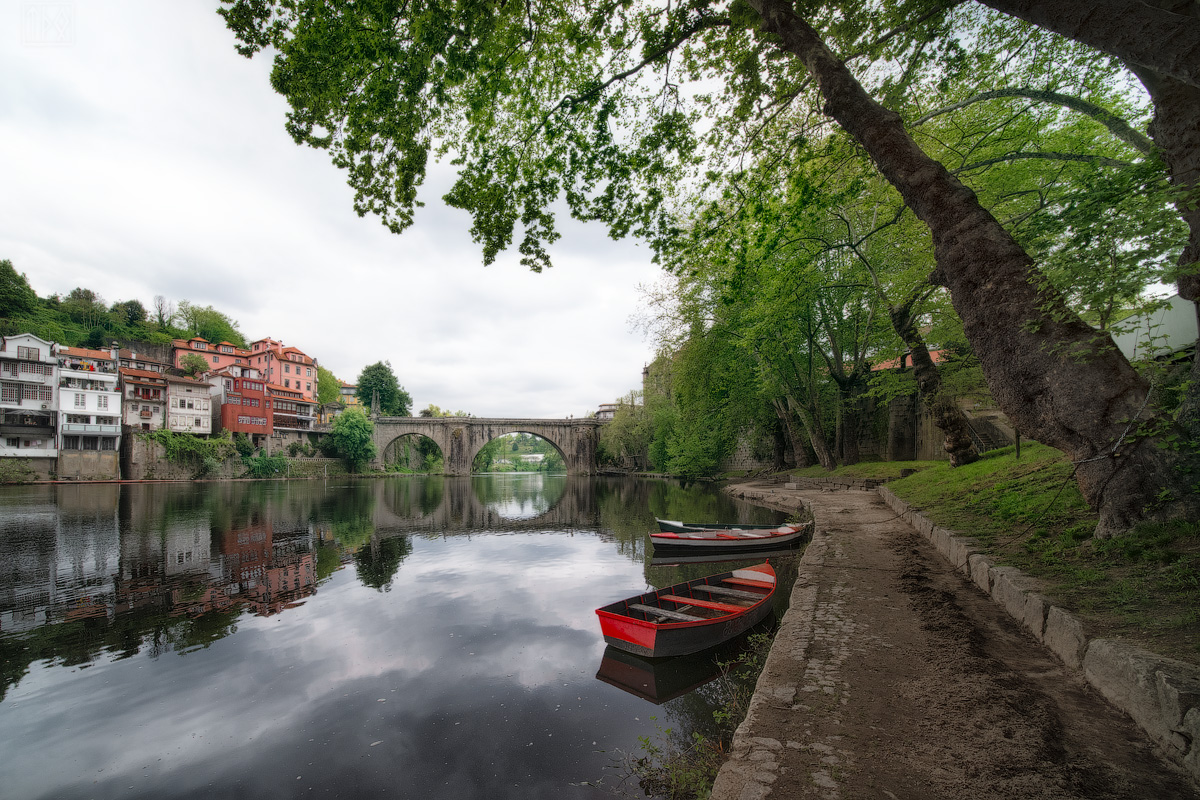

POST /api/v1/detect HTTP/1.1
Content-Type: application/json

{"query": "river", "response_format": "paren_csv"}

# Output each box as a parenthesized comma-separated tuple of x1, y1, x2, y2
(0, 474, 798, 800)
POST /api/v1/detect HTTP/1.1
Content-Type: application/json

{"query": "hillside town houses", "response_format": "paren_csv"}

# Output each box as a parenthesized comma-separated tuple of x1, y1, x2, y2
(0, 333, 326, 481)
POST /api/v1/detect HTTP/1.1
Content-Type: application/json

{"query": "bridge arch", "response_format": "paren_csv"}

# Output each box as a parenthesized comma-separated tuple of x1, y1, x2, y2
(369, 417, 600, 476)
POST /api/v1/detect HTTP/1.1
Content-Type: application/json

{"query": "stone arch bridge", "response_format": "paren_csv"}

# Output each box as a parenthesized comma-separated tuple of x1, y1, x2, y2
(370, 417, 601, 476)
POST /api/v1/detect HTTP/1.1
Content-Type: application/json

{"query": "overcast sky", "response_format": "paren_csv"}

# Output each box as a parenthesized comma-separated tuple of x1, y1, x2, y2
(0, 0, 658, 418)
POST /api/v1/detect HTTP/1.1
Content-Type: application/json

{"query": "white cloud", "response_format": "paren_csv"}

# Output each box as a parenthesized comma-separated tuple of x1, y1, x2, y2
(0, 0, 656, 418)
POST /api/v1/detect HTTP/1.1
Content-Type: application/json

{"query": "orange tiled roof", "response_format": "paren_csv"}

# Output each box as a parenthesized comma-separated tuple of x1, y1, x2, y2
(59, 346, 115, 360)
(119, 367, 167, 380)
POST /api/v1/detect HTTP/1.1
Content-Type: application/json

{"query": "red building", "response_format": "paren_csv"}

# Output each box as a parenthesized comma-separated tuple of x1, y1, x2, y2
(214, 368, 272, 444)
(267, 383, 317, 433)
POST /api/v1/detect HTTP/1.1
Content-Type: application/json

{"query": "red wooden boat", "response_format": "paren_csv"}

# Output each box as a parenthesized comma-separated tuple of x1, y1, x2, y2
(651, 522, 811, 552)
(595, 563, 776, 658)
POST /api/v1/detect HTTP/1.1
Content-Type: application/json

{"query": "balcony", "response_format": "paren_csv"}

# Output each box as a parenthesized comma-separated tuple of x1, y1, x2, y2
(60, 422, 121, 435)
(0, 412, 55, 436)
(59, 360, 116, 375)
(0, 371, 49, 384)
(60, 378, 117, 391)
(139, 409, 154, 418)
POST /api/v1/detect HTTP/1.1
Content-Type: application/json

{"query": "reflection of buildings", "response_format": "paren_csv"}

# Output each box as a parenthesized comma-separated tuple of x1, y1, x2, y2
(212, 518, 317, 616)
(0, 485, 121, 634)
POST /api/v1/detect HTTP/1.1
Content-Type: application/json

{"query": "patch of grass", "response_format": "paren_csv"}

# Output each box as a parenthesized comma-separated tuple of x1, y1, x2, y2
(855, 442, 1200, 661)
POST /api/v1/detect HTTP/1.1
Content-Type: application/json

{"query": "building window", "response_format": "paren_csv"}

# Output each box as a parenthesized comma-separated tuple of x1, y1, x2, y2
(194, 342, 207, 351)
(16, 346, 40, 360)
(97, 395, 108, 410)
(82, 436, 98, 450)
(101, 438, 116, 451)
(284, 379, 290, 388)
(74, 393, 86, 409)
(5, 437, 18, 448)
(212, 355, 218, 363)
(63, 435, 80, 450)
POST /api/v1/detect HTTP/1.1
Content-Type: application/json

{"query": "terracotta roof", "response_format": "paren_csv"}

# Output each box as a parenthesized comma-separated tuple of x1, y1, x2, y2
(164, 374, 211, 386)
(119, 367, 167, 380)
(59, 346, 115, 360)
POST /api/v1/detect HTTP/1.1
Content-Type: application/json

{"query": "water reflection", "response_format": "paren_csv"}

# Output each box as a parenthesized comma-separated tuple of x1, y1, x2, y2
(0, 475, 792, 800)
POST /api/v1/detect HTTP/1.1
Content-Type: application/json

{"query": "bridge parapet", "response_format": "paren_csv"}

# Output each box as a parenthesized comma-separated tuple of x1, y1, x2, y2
(370, 417, 600, 476)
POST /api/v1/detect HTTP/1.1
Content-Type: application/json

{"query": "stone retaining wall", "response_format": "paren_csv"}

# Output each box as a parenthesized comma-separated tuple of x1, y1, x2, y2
(877, 485, 1200, 781)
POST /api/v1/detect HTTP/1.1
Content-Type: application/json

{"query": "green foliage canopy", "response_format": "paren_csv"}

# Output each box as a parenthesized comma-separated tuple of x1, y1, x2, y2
(328, 406, 378, 470)
(316, 365, 342, 405)
(356, 361, 412, 416)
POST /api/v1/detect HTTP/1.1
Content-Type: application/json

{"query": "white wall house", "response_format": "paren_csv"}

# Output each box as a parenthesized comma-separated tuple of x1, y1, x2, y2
(57, 346, 122, 457)
(166, 375, 213, 435)
(120, 368, 168, 431)
(0, 334, 59, 464)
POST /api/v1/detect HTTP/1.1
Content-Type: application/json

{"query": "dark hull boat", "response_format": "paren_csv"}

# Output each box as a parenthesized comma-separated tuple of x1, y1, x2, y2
(650, 522, 811, 552)
(595, 563, 776, 658)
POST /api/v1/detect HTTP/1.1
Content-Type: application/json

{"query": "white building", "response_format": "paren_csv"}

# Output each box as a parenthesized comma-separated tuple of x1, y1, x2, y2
(165, 374, 214, 435)
(0, 334, 59, 468)
(57, 347, 122, 478)
(120, 367, 168, 431)
(1111, 295, 1199, 362)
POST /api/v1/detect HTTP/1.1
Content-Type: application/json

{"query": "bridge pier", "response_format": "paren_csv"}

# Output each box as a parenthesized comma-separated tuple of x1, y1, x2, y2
(370, 417, 600, 476)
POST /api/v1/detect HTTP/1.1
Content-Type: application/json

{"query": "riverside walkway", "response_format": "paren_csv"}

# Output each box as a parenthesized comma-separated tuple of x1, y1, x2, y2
(711, 482, 1198, 800)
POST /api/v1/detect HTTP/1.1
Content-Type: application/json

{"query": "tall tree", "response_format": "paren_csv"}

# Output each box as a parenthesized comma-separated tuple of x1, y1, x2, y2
(222, 0, 1199, 534)
(316, 365, 342, 405)
(329, 406, 378, 470)
(356, 361, 412, 416)
(0, 259, 37, 318)
(176, 300, 248, 348)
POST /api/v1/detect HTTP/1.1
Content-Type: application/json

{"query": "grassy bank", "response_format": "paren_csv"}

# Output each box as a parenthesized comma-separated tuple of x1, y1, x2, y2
(792, 443, 1199, 662)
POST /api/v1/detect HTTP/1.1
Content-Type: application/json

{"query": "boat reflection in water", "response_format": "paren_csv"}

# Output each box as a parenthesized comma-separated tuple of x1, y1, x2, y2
(594, 622, 775, 704)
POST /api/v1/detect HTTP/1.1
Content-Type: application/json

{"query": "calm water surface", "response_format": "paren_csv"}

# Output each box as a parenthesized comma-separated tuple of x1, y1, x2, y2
(0, 475, 796, 799)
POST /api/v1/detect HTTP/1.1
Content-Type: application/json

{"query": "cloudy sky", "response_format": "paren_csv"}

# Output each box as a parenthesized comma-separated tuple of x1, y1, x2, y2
(0, 0, 659, 418)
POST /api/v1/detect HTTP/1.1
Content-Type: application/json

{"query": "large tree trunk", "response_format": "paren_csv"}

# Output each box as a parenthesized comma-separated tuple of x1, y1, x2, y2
(788, 394, 838, 471)
(748, 0, 1200, 536)
(1129, 64, 1200, 441)
(889, 300, 981, 467)
(974, 0, 1200, 89)
(772, 398, 811, 469)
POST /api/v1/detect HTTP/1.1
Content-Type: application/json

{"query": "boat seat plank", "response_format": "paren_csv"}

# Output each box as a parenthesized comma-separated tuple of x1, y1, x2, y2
(660, 594, 746, 613)
(723, 577, 775, 589)
(694, 584, 766, 601)
(628, 603, 704, 622)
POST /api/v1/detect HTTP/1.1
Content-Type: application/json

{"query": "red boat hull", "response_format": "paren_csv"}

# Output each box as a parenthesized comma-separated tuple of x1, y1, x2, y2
(595, 563, 776, 658)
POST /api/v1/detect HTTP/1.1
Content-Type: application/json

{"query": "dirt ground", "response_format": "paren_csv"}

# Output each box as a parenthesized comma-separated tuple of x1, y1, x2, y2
(712, 485, 1199, 800)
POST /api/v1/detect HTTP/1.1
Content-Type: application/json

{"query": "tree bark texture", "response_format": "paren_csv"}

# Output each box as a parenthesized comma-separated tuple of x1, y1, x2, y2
(773, 398, 812, 469)
(788, 394, 838, 471)
(748, 0, 1200, 535)
(974, 0, 1200, 89)
(1131, 65, 1200, 440)
(889, 302, 981, 467)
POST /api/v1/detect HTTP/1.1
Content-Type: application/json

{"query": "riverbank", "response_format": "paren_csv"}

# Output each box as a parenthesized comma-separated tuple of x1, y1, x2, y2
(711, 479, 1199, 798)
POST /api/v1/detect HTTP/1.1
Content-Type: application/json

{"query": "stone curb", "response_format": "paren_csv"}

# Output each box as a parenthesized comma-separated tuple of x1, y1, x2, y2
(876, 485, 1200, 781)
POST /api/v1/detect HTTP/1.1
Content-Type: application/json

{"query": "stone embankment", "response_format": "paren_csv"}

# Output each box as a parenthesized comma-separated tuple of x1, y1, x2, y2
(711, 480, 1200, 799)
